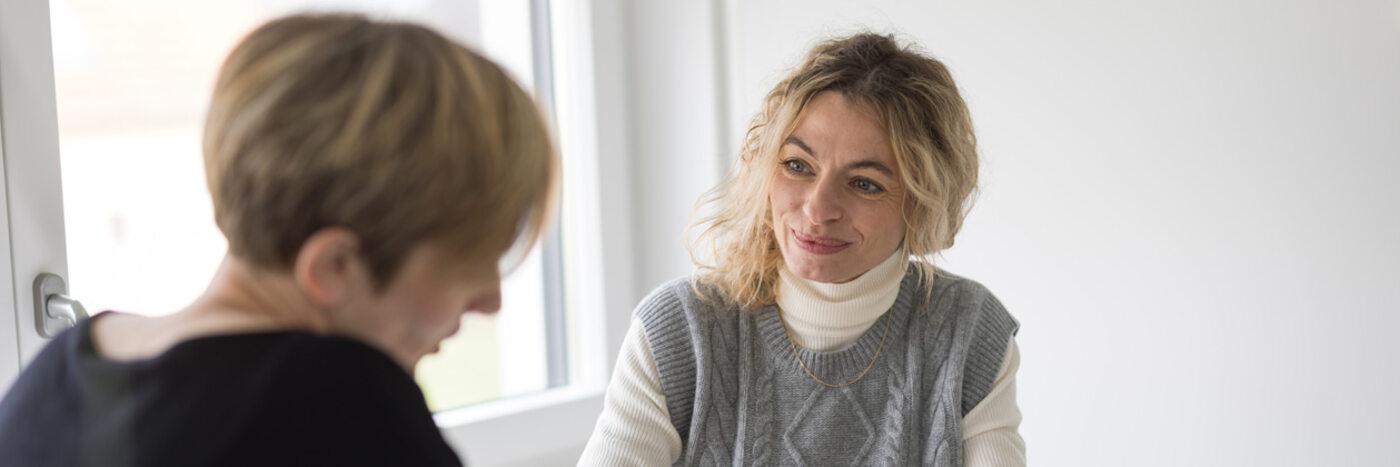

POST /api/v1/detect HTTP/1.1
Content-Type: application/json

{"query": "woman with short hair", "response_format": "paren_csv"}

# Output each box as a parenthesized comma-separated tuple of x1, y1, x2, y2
(0, 13, 556, 466)
(581, 33, 1023, 466)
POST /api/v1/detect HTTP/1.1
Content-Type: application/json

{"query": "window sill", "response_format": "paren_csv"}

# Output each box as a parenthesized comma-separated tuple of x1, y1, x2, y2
(435, 384, 604, 466)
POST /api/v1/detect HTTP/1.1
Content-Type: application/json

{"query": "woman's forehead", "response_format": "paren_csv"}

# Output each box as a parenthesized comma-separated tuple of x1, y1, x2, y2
(784, 93, 896, 169)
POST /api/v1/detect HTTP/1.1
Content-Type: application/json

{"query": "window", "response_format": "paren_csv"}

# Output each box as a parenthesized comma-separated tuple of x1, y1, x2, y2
(0, 0, 632, 464)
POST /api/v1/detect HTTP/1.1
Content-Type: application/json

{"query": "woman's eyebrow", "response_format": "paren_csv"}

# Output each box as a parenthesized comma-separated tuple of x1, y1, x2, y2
(785, 136, 893, 176)
(784, 136, 815, 155)
(847, 160, 894, 176)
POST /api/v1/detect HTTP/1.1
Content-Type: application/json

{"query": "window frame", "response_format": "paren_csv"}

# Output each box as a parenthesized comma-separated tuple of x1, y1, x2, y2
(0, 0, 639, 463)
(0, 0, 71, 383)
(433, 0, 639, 460)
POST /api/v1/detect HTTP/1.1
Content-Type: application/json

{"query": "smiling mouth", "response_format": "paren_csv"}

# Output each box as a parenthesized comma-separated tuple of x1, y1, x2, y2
(791, 228, 851, 255)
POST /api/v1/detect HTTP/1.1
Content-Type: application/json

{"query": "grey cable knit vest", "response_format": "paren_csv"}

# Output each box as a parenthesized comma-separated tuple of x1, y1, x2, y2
(636, 266, 1018, 466)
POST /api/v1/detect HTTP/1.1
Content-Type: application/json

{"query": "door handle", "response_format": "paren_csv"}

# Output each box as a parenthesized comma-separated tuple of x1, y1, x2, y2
(33, 273, 88, 338)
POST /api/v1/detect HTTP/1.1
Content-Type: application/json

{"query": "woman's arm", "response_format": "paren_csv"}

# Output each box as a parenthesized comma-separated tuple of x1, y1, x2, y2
(578, 319, 683, 466)
(962, 337, 1026, 467)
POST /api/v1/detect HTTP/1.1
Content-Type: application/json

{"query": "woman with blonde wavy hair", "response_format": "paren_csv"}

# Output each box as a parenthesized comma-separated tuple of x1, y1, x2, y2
(581, 32, 1022, 466)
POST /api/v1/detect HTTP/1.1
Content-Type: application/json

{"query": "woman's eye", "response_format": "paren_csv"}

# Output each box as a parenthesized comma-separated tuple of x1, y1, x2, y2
(853, 178, 883, 193)
(783, 159, 809, 174)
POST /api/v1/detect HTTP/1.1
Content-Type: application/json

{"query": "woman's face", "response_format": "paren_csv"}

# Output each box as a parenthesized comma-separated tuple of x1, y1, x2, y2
(352, 244, 502, 371)
(769, 91, 905, 284)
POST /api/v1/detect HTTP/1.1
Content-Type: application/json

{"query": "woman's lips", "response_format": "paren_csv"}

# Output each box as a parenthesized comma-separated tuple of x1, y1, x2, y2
(791, 228, 851, 255)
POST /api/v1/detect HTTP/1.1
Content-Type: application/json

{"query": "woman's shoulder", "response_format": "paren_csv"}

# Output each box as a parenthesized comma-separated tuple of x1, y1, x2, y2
(634, 275, 739, 316)
(230, 336, 459, 466)
(637, 276, 696, 306)
(912, 268, 1005, 314)
(632, 275, 752, 350)
(910, 268, 1018, 336)
(910, 267, 1019, 345)
(239, 334, 443, 442)
(255, 333, 415, 396)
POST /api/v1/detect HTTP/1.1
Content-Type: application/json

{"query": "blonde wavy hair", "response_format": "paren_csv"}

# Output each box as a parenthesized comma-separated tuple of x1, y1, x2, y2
(204, 13, 557, 288)
(688, 32, 978, 310)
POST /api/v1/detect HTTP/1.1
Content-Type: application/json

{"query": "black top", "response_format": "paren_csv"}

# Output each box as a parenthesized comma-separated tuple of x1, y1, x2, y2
(0, 312, 463, 467)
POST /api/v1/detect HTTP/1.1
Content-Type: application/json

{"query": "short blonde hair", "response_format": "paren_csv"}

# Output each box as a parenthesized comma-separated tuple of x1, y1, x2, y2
(689, 32, 978, 309)
(204, 13, 557, 287)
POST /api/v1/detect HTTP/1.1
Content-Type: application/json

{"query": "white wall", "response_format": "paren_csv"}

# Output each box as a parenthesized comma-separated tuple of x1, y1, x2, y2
(723, 1, 1400, 465)
(525, 0, 730, 462)
(584, 0, 729, 370)
(626, 0, 728, 298)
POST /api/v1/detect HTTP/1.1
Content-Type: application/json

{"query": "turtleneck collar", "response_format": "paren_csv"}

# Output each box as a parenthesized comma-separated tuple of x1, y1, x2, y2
(775, 249, 906, 352)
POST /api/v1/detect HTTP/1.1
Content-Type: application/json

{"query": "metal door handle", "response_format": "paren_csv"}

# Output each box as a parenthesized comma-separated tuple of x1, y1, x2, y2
(33, 273, 88, 338)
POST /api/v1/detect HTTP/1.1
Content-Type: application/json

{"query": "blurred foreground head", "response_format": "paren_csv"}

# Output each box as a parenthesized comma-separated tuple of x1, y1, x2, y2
(203, 13, 557, 287)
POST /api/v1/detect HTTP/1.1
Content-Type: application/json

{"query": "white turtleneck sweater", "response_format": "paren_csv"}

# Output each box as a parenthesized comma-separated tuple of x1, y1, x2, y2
(579, 252, 1025, 466)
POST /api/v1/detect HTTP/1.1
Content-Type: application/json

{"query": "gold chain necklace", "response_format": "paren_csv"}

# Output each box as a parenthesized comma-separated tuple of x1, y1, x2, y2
(776, 306, 892, 388)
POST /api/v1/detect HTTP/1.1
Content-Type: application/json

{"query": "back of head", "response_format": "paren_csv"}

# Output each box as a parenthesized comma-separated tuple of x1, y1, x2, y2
(203, 13, 557, 286)
(691, 32, 978, 309)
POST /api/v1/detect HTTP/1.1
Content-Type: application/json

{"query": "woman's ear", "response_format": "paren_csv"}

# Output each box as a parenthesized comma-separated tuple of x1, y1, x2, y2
(292, 227, 368, 309)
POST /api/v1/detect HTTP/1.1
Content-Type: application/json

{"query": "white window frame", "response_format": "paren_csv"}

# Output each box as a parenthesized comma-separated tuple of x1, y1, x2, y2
(0, 0, 640, 465)
(432, 0, 640, 463)
(0, 0, 71, 385)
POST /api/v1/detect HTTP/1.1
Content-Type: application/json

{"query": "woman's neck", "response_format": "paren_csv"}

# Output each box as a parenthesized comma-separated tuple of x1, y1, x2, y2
(184, 256, 331, 332)
(89, 256, 331, 362)
(775, 250, 906, 352)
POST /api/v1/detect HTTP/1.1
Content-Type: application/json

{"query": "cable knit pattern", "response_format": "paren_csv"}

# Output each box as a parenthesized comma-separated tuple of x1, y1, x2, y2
(633, 266, 1017, 466)
(740, 315, 777, 465)
(873, 316, 912, 466)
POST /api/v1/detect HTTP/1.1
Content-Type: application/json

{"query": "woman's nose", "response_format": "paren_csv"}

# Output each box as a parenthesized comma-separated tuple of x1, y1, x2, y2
(467, 283, 502, 315)
(802, 180, 843, 224)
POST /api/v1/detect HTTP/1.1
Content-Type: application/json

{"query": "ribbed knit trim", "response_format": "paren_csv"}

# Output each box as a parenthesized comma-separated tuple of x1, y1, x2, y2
(634, 280, 697, 442)
(760, 267, 920, 383)
(960, 292, 1018, 415)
